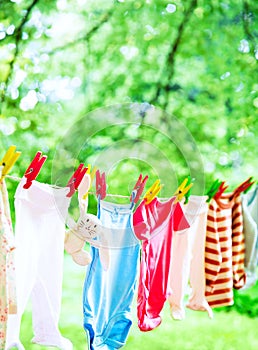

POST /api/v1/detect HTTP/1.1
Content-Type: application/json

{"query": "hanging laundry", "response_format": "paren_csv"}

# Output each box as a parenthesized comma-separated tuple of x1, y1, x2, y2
(133, 197, 190, 332)
(83, 197, 140, 350)
(168, 196, 213, 320)
(0, 176, 17, 350)
(241, 185, 258, 289)
(5, 178, 72, 350)
(205, 191, 246, 308)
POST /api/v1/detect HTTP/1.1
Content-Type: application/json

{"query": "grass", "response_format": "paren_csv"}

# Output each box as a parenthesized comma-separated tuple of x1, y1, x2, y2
(17, 255, 258, 350)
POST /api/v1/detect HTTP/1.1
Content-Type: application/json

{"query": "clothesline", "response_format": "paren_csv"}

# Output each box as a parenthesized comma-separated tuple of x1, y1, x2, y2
(5, 174, 170, 200)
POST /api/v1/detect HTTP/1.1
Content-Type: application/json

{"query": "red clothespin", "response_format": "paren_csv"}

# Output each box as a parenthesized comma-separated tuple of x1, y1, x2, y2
(95, 169, 106, 200)
(66, 163, 88, 198)
(130, 174, 148, 203)
(235, 177, 255, 196)
(214, 181, 228, 200)
(23, 151, 47, 189)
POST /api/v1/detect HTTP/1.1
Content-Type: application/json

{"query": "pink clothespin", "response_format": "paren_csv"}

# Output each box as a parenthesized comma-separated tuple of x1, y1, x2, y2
(214, 181, 228, 199)
(23, 151, 47, 189)
(95, 169, 106, 200)
(130, 174, 148, 203)
(66, 163, 88, 198)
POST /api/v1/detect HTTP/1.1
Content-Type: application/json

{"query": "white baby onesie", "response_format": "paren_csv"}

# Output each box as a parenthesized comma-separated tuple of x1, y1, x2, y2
(168, 195, 213, 320)
(5, 178, 72, 350)
(241, 187, 258, 289)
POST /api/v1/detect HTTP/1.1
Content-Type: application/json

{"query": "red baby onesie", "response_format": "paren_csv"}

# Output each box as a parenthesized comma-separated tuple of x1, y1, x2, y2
(133, 197, 190, 332)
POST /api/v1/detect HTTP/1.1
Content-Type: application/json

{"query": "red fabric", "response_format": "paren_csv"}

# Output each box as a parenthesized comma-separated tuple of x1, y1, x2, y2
(133, 197, 189, 331)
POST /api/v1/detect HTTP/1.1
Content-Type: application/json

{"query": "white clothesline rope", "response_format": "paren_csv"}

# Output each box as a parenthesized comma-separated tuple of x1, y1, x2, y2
(5, 174, 170, 200)
(6, 174, 21, 182)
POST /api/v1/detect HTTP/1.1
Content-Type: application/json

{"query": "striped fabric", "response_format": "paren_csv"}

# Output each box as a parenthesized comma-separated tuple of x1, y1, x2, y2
(232, 194, 246, 289)
(205, 193, 246, 308)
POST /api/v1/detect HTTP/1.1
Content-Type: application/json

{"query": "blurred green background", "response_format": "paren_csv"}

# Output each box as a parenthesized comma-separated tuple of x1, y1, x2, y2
(1, 0, 257, 349)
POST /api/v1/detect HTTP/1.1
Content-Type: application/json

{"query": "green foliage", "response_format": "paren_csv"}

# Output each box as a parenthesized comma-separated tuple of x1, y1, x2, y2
(0, 0, 257, 191)
(214, 281, 258, 318)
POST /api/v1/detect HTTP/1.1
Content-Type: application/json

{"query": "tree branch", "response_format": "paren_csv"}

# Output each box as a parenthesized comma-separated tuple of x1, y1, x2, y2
(0, 0, 40, 106)
(46, 10, 113, 56)
(242, 0, 256, 56)
(0, 5, 112, 112)
(151, 0, 198, 108)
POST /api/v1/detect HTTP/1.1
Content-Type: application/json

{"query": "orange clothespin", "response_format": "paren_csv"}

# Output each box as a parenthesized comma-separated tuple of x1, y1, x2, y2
(174, 177, 193, 204)
(130, 174, 149, 203)
(243, 177, 255, 194)
(213, 181, 228, 200)
(23, 151, 47, 189)
(144, 179, 162, 205)
(235, 177, 255, 196)
(95, 169, 106, 200)
(82, 164, 97, 200)
(66, 163, 88, 198)
(0, 145, 21, 180)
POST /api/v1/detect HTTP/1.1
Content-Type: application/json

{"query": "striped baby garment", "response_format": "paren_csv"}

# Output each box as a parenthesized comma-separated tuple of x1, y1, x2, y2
(205, 193, 246, 308)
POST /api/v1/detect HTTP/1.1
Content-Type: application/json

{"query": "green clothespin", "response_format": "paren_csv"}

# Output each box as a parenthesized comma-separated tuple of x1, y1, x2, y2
(206, 179, 222, 203)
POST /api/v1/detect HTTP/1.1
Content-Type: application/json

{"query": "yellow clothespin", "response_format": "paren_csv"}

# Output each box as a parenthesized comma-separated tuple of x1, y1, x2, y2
(87, 164, 97, 184)
(82, 164, 97, 199)
(0, 145, 21, 180)
(144, 179, 162, 204)
(174, 177, 193, 204)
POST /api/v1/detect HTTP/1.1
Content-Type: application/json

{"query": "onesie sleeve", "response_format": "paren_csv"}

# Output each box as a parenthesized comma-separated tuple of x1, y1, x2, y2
(0, 181, 15, 252)
(133, 201, 150, 240)
(242, 195, 257, 269)
(232, 194, 246, 289)
(172, 202, 190, 231)
(205, 200, 223, 292)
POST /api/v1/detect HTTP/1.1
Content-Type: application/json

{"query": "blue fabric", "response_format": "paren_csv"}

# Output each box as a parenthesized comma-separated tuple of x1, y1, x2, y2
(83, 200, 140, 350)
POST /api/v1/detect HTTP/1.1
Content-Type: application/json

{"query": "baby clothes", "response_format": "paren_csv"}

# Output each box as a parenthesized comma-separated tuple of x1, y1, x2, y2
(83, 199, 140, 350)
(205, 193, 246, 308)
(168, 196, 213, 320)
(241, 186, 258, 288)
(133, 197, 189, 332)
(0, 179, 16, 350)
(6, 178, 72, 350)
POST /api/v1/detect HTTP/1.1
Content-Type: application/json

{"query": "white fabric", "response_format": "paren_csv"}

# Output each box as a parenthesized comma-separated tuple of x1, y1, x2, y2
(5, 178, 72, 350)
(241, 188, 258, 289)
(168, 196, 213, 320)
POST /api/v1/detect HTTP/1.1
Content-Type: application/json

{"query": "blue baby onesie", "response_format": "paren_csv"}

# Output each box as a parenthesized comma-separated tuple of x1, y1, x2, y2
(83, 199, 140, 350)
